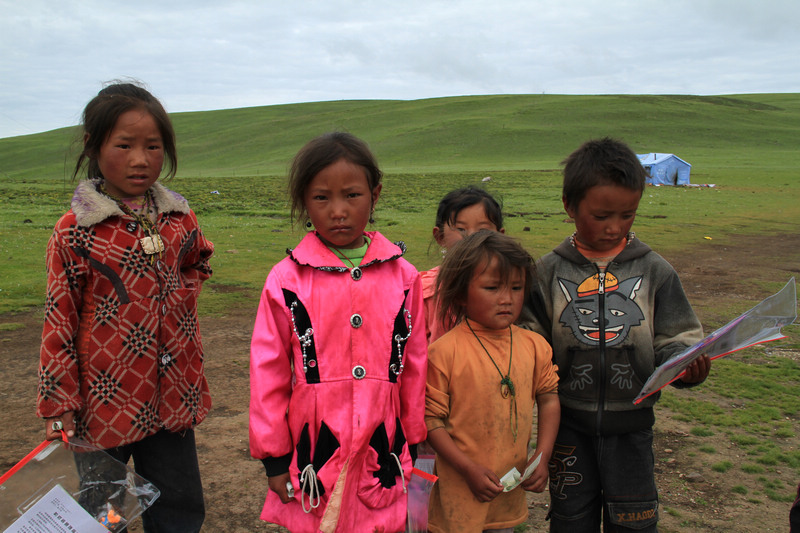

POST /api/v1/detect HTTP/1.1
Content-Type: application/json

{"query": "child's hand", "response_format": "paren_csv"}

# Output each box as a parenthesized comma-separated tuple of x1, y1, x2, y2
(426, 427, 503, 501)
(521, 456, 550, 493)
(464, 462, 504, 502)
(682, 354, 711, 384)
(268, 472, 294, 504)
(44, 411, 75, 440)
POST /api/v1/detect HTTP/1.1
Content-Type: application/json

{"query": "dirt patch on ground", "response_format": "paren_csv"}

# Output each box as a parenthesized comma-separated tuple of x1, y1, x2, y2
(1, 233, 798, 532)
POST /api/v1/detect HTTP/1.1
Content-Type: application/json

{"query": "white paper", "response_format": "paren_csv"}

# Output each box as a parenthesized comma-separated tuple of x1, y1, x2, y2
(500, 452, 542, 492)
(4, 484, 109, 533)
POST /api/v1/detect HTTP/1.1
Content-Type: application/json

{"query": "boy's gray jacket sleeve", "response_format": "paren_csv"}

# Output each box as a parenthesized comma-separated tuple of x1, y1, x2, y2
(652, 267, 704, 365)
(519, 278, 553, 341)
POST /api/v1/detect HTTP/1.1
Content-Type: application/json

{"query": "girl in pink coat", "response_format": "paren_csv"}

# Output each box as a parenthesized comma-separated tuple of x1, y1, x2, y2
(250, 132, 428, 532)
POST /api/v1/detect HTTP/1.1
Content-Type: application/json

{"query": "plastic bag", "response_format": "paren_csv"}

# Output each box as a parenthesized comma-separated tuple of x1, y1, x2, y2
(406, 455, 438, 533)
(0, 435, 160, 532)
(635, 277, 797, 404)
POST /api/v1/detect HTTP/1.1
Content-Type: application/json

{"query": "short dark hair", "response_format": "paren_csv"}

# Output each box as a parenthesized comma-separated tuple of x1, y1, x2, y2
(435, 230, 535, 327)
(562, 137, 646, 211)
(73, 81, 177, 181)
(434, 186, 504, 232)
(288, 132, 382, 225)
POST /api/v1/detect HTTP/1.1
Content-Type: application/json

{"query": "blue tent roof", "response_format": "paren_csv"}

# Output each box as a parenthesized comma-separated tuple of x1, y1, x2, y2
(637, 153, 692, 186)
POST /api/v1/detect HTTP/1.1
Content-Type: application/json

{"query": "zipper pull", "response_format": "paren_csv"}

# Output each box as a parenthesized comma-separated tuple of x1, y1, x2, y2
(598, 272, 606, 295)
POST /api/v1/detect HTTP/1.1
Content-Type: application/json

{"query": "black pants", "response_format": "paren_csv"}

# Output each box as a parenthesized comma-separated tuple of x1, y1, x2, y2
(790, 483, 800, 532)
(548, 425, 659, 532)
(106, 429, 205, 533)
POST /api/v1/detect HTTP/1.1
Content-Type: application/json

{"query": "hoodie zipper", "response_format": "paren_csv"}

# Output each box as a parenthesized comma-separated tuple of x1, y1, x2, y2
(595, 269, 607, 434)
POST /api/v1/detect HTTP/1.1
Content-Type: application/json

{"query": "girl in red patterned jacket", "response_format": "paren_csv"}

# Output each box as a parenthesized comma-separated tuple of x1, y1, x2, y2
(37, 81, 214, 532)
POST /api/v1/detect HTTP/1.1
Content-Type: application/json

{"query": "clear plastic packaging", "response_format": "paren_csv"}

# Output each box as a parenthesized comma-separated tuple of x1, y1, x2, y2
(0, 436, 159, 532)
(635, 277, 797, 404)
(406, 455, 437, 533)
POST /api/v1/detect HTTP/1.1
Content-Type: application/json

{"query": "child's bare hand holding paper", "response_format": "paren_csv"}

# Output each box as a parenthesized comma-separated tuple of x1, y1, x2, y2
(499, 452, 542, 492)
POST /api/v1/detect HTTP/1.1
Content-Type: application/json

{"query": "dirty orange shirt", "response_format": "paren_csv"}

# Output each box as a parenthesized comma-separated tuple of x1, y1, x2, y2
(425, 321, 558, 532)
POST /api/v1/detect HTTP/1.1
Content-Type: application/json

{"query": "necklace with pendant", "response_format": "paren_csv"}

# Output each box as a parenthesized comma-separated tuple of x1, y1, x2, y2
(101, 185, 164, 264)
(328, 241, 366, 281)
(570, 230, 635, 249)
(466, 318, 518, 440)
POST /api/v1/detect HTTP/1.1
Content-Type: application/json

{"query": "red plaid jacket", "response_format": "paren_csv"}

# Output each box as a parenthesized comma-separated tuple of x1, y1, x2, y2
(38, 179, 214, 449)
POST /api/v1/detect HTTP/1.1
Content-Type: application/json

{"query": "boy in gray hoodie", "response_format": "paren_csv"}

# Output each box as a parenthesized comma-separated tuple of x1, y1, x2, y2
(521, 137, 710, 532)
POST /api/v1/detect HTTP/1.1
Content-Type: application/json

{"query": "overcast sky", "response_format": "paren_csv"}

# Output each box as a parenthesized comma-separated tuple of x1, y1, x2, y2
(1, 0, 798, 139)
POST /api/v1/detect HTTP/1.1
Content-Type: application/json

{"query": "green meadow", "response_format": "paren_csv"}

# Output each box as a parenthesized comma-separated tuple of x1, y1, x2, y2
(1, 93, 799, 519)
(2, 93, 799, 315)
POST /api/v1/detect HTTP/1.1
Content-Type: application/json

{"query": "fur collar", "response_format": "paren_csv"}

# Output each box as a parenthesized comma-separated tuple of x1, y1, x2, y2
(71, 178, 191, 227)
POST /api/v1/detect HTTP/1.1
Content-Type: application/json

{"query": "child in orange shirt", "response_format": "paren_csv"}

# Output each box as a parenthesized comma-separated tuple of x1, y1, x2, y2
(425, 231, 560, 532)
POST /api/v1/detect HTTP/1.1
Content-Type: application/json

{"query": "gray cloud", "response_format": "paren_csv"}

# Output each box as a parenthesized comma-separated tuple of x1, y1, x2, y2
(1, 0, 798, 138)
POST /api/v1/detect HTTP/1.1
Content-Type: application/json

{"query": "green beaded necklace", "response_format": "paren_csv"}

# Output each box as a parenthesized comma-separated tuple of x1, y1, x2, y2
(466, 318, 518, 440)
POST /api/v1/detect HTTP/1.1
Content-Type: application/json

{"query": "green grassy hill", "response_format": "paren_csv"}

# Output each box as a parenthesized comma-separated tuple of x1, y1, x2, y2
(1, 94, 799, 314)
(2, 93, 799, 178)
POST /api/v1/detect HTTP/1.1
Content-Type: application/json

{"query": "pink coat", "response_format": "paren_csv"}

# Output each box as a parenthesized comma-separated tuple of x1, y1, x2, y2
(250, 231, 427, 532)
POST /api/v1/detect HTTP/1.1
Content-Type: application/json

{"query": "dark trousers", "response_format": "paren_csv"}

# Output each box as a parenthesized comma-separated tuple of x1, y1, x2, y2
(791, 483, 800, 532)
(106, 429, 205, 533)
(547, 425, 659, 533)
